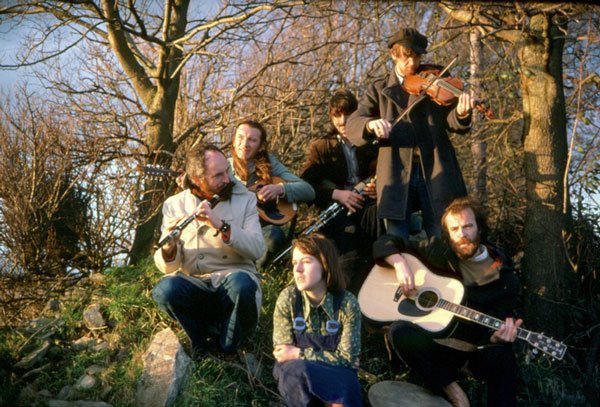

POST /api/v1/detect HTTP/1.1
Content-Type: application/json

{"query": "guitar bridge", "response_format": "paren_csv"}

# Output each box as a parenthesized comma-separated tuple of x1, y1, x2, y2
(393, 286, 402, 302)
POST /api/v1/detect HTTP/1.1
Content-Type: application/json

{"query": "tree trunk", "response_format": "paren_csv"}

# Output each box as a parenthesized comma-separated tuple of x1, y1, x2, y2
(468, 28, 487, 204)
(518, 14, 575, 337)
(128, 86, 179, 264)
(128, 0, 188, 264)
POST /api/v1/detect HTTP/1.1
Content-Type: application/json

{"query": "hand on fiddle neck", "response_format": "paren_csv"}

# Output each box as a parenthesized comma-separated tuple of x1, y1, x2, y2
(456, 93, 475, 118)
(367, 119, 392, 139)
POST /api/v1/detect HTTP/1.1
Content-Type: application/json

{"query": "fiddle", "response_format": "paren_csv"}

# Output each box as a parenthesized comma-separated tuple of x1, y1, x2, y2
(403, 68, 494, 119)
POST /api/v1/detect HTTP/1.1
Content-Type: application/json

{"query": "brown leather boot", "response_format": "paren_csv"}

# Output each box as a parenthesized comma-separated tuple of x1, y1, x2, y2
(442, 381, 470, 407)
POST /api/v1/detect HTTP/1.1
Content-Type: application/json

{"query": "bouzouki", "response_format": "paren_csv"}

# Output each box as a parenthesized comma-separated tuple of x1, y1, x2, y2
(136, 165, 297, 225)
(358, 254, 567, 360)
(136, 164, 182, 179)
(248, 176, 297, 226)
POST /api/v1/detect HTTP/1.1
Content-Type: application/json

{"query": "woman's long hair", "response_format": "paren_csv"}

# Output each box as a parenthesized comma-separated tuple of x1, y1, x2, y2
(231, 120, 272, 185)
(292, 234, 346, 293)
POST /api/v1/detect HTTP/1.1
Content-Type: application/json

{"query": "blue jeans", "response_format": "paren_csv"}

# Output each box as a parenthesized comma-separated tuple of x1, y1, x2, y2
(257, 224, 287, 269)
(152, 272, 258, 353)
(384, 162, 440, 239)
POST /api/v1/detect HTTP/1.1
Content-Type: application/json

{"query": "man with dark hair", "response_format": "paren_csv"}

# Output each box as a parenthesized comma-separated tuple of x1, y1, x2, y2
(300, 89, 379, 289)
(372, 196, 522, 407)
(152, 144, 266, 355)
(347, 27, 475, 240)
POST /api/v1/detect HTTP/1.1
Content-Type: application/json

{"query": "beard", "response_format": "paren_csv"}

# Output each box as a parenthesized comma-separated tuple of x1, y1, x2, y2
(215, 181, 234, 201)
(450, 234, 481, 260)
(188, 176, 234, 202)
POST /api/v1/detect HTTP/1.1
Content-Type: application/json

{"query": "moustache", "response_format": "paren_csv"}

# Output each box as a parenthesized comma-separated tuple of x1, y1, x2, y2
(218, 182, 234, 200)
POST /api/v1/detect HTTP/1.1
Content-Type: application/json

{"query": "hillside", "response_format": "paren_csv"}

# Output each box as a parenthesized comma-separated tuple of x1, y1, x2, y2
(0, 261, 593, 406)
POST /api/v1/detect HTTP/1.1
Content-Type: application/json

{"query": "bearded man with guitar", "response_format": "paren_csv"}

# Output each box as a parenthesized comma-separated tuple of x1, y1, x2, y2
(229, 120, 315, 269)
(370, 196, 522, 407)
(152, 144, 266, 356)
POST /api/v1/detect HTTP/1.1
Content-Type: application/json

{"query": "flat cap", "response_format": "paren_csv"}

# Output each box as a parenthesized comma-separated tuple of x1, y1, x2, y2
(387, 28, 428, 54)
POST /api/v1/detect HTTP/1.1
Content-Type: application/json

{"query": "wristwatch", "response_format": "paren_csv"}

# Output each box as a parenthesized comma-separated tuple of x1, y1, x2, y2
(219, 220, 231, 234)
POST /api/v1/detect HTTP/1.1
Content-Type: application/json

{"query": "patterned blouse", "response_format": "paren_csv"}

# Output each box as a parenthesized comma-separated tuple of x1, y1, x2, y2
(273, 286, 361, 369)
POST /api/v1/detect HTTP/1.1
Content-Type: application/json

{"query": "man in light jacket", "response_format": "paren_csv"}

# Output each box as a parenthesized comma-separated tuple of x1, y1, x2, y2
(153, 143, 266, 355)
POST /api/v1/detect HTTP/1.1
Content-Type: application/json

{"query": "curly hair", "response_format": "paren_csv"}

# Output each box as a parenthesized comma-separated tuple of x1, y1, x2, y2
(231, 120, 272, 185)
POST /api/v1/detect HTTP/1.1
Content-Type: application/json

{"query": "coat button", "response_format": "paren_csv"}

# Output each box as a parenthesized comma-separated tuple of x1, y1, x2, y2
(197, 254, 204, 260)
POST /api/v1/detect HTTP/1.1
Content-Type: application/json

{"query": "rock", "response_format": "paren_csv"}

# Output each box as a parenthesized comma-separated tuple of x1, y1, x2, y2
(85, 365, 105, 376)
(57, 385, 76, 400)
(135, 327, 193, 407)
(37, 389, 53, 398)
(74, 374, 97, 391)
(14, 339, 51, 370)
(72, 335, 98, 351)
(20, 317, 59, 335)
(89, 273, 105, 285)
(92, 342, 109, 352)
(21, 362, 52, 380)
(47, 401, 113, 407)
(83, 304, 106, 330)
(368, 380, 451, 407)
(17, 383, 38, 406)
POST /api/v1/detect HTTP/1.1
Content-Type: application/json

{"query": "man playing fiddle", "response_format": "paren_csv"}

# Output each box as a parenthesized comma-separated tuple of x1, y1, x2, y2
(347, 27, 475, 240)
(152, 144, 266, 356)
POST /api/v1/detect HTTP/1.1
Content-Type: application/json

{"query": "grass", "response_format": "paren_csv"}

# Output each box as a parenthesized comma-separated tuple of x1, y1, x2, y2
(0, 259, 597, 406)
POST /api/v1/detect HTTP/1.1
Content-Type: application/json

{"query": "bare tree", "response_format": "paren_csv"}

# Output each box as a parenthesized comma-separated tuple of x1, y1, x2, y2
(440, 2, 590, 337)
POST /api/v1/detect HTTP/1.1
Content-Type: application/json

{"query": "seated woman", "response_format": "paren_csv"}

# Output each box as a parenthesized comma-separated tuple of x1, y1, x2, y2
(230, 120, 314, 269)
(272, 234, 362, 407)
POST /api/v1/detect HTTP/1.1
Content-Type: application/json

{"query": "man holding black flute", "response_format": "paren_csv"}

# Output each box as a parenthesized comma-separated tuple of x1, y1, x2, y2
(152, 143, 266, 356)
(300, 89, 379, 291)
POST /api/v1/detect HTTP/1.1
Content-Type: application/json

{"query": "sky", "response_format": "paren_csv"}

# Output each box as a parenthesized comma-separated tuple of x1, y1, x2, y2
(0, 0, 224, 91)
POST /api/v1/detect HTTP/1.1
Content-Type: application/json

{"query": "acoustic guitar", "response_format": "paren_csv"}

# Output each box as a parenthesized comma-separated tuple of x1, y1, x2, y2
(136, 165, 297, 225)
(358, 254, 567, 360)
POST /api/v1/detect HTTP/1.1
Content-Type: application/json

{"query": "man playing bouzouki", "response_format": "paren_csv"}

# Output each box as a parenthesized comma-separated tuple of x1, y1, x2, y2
(229, 120, 315, 269)
(372, 196, 522, 407)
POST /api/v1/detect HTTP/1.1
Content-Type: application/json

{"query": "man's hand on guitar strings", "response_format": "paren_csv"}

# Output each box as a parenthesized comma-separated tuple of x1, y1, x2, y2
(386, 253, 416, 295)
(490, 317, 523, 344)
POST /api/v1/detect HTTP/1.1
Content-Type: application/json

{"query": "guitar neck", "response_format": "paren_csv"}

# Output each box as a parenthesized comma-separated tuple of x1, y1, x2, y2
(437, 298, 528, 339)
(436, 298, 566, 360)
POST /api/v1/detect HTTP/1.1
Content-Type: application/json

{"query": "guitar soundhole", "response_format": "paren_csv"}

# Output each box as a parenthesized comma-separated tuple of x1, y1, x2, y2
(416, 290, 439, 311)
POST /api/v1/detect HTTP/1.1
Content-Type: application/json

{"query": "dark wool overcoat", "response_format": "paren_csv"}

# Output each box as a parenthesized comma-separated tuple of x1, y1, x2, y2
(346, 66, 472, 221)
(300, 132, 378, 210)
